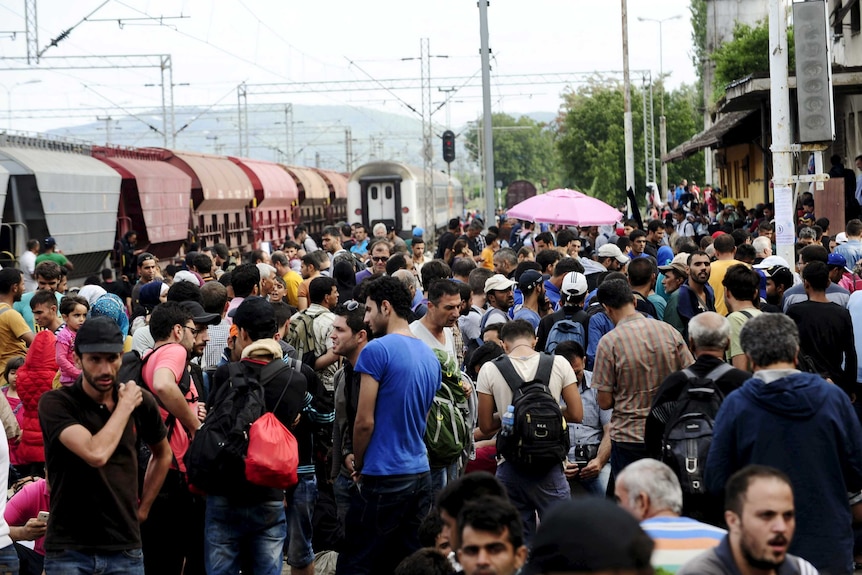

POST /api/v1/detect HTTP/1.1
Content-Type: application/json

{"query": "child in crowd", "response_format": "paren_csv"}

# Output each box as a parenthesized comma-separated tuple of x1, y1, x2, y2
(55, 295, 89, 386)
(3, 356, 24, 465)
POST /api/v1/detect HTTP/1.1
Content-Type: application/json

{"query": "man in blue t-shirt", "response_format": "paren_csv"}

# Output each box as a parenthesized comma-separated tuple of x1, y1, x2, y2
(336, 276, 441, 575)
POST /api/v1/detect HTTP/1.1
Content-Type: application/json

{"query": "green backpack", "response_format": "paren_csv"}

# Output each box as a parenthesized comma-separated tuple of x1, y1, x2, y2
(425, 349, 470, 467)
(287, 309, 321, 363)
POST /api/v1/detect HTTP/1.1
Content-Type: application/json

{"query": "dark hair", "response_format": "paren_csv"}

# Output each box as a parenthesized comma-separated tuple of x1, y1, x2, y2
(436, 472, 507, 517)
(451, 257, 477, 278)
(101, 268, 114, 280)
(84, 274, 101, 286)
(294, 225, 308, 236)
(385, 253, 408, 275)
(270, 251, 289, 268)
(394, 548, 455, 575)
(309, 276, 337, 304)
(166, 281, 202, 304)
(799, 243, 828, 264)
(412, 237, 424, 246)
(627, 258, 656, 287)
(149, 301, 194, 341)
(30, 289, 57, 310)
(730, 229, 750, 247)
(458, 496, 524, 551)
(722, 264, 760, 304)
(513, 261, 541, 282)
(556, 228, 576, 247)
(629, 229, 646, 242)
(26, 239, 40, 251)
(534, 231, 554, 246)
(597, 278, 634, 309)
(725, 465, 792, 516)
(418, 511, 445, 549)
(34, 261, 61, 281)
(364, 275, 413, 320)
(499, 319, 536, 342)
(334, 301, 368, 335)
(427, 278, 461, 305)
(714, 233, 736, 254)
(554, 340, 586, 364)
(802, 260, 830, 291)
(466, 341, 504, 376)
(300, 254, 319, 270)
(554, 258, 584, 279)
(686, 251, 710, 267)
(231, 263, 261, 298)
(846, 219, 862, 237)
(0, 269, 22, 294)
(4, 356, 24, 385)
(536, 249, 562, 272)
(194, 253, 213, 275)
(200, 281, 228, 315)
(647, 219, 663, 233)
(735, 243, 756, 263)
(322, 225, 340, 239)
(60, 295, 89, 316)
(421, 260, 452, 291)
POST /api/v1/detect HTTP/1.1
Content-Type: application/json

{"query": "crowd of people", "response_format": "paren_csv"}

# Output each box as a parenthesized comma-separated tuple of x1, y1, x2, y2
(0, 189, 859, 575)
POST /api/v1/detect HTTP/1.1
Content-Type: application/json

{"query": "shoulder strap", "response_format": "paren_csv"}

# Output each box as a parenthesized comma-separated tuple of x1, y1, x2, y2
(739, 310, 753, 319)
(0, 306, 10, 317)
(493, 355, 524, 395)
(533, 353, 555, 386)
(703, 362, 734, 383)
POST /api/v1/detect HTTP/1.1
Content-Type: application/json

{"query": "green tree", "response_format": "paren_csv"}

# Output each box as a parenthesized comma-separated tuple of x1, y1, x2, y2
(556, 81, 705, 208)
(711, 20, 795, 104)
(464, 113, 563, 191)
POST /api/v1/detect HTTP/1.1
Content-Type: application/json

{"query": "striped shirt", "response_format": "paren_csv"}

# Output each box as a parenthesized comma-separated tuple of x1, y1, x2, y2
(642, 516, 726, 573)
(592, 313, 693, 443)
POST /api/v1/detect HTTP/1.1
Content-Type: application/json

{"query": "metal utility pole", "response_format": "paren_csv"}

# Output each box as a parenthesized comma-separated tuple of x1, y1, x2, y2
(96, 115, 113, 144)
(768, 0, 794, 267)
(421, 38, 435, 238)
(479, 0, 495, 226)
(285, 104, 294, 164)
(24, 0, 38, 64)
(639, 15, 680, 200)
(237, 83, 248, 156)
(622, 0, 635, 216)
(345, 127, 354, 172)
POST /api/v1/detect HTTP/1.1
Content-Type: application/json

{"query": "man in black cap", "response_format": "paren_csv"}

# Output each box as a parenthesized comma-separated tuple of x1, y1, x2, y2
(521, 498, 654, 575)
(139, 300, 219, 575)
(207, 296, 308, 575)
(35, 237, 73, 271)
(38, 316, 171, 575)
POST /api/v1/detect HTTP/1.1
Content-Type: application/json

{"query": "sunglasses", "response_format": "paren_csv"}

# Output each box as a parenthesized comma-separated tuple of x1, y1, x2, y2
(372, 256, 389, 263)
(345, 300, 361, 311)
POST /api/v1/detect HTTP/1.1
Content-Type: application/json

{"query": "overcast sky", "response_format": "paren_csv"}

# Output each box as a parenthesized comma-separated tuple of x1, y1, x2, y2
(0, 0, 697, 136)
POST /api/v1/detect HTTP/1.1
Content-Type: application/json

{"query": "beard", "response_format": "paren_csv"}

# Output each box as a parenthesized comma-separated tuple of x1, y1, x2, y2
(741, 533, 788, 571)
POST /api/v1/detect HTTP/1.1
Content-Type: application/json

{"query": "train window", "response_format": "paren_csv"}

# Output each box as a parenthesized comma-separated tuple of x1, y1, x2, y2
(211, 214, 218, 231)
(370, 185, 378, 200)
(385, 185, 393, 200)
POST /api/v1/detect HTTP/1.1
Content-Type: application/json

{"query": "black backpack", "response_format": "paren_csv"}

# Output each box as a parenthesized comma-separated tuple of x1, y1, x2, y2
(660, 363, 732, 495)
(184, 360, 290, 494)
(494, 353, 570, 473)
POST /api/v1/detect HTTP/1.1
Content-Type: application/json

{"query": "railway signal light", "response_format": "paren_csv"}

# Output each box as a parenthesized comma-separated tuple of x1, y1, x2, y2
(442, 130, 456, 164)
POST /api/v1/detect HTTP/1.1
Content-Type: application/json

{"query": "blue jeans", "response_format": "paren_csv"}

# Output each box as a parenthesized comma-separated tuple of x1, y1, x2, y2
(285, 474, 318, 568)
(0, 545, 17, 575)
(496, 462, 569, 545)
(333, 474, 355, 534)
(44, 548, 141, 575)
(429, 462, 459, 496)
(336, 472, 433, 575)
(204, 496, 286, 575)
(569, 463, 611, 498)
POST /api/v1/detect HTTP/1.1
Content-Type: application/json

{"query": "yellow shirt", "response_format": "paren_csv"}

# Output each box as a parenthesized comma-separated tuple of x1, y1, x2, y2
(480, 247, 495, 270)
(708, 259, 750, 316)
(283, 270, 303, 307)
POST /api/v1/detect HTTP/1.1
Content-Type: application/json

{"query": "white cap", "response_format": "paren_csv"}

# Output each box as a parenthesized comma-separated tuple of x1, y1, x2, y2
(484, 274, 517, 294)
(561, 271, 588, 297)
(753, 255, 791, 270)
(596, 243, 629, 264)
(836, 232, 848, 244)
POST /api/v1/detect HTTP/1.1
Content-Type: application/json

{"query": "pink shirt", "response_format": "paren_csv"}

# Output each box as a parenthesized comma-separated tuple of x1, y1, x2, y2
(55, 325, 81, 385)
(4, 478, 49, 555)
(142, 344, 198, 473)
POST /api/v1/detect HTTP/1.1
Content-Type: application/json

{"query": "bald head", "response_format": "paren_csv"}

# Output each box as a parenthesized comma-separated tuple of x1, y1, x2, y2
(392, 269, 417, 291)
(688, 311, 730, 352)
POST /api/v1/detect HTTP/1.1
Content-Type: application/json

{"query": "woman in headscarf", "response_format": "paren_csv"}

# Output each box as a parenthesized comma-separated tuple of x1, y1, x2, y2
(77, 285, 107, 308)
(130, 281, 168, 335)
(89, 293, 132, 351)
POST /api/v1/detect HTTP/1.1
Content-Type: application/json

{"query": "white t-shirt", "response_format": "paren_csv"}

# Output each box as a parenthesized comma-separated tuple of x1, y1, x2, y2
(476, 353, 576, 415)
(409, 320, 456, 363)
(19, 251, 37, 293)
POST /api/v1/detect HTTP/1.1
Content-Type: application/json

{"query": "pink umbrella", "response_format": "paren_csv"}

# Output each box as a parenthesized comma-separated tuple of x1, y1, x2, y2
(506, 188, 623, 226)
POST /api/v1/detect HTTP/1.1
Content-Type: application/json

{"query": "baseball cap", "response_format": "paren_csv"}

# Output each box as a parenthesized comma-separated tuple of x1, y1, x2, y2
(753, 255, 791, 270)
(836, 232, 848, 244)
(173, 270, 202, 286)
(521, 498, 654, 574)
(228, 296, 277, 334)
(827, 252, 850, 271)
(518, 270, 546, 292)
(561, 271, 588, 297)
(75, 316, 125, 354)
(483, 274, 516, 294)
(43, 237, 56, 249)
(179, 301, 221, 326)
(412, 227, 424, 237)
(137, 252, 155, 266)
(764, 265, 793, 286)
(658, 253, 689, 278)
(596, 243, 628, 264)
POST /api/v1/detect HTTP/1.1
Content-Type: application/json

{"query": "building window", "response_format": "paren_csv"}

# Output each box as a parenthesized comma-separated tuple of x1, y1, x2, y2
(852, 0, 860, 33)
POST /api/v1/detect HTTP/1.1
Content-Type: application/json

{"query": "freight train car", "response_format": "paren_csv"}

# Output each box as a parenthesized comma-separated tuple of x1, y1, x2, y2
(506, 180, 537, 210)
(229, 157, 298, 248)
(0, 135, 121, 276)
(347, 161, 462, 237)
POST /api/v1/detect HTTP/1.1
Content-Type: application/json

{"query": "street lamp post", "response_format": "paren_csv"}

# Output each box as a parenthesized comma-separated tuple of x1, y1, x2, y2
(2, 79, 42, 131)
(638, 15, 680, 202)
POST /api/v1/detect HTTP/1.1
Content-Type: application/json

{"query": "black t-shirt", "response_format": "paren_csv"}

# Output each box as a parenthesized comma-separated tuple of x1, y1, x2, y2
(786, 300, 857, 391)
(211, 357, 308, 502)
(101, 280, 130, 302)
(39, 380, 167, 552)
(435, 231, 456, 260)
(458, 233, 481, 256)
